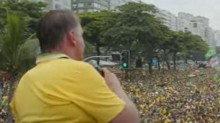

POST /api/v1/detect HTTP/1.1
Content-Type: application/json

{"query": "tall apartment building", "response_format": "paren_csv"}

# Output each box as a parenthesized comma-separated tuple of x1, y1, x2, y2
(23, 0, 71, 10)
(214, 30, 220, 46)
(19, 0, 44, 2)
(71, 0, 110, 13)
(71, 0, 139, 13)
(110, 0, 139, 9)
(177, 12, 215, 47)
(156, 9, 177, 31)
(156, 10, 215, 47)
(205, 27, 215, 47)
(44, 0, 71, 10)
(177, 12, 194, 32)
(177, 13, 209, 40)
(26, 0, 43, 2)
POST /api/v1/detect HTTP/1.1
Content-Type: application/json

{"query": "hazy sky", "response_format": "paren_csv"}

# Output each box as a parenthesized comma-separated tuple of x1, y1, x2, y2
(143, 0, 220, 30)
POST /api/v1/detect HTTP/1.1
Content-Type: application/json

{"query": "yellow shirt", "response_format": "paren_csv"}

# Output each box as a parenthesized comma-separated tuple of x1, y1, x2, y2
(10, 53, 125, 123)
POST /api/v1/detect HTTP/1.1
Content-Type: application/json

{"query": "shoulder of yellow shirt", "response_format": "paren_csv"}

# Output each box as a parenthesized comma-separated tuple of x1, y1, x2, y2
(27, 59, 93, 76)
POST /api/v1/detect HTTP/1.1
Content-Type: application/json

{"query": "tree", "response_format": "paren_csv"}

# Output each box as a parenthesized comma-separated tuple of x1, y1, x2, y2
(80, 2, 208, 72)
(183, 33, 208, 63)
(105, 2, 167, 73)
(0, 1, 45, 120)
(80, 11, 116, 56)
(164, 31, 208, 70)
(158, 31, 185, 70)
(157, 26, 173, 70)
(85, 41, 96, 57)
(0, 13, 39, 122)
(0, 0, 44, 75)
(0, 0, 46, 34)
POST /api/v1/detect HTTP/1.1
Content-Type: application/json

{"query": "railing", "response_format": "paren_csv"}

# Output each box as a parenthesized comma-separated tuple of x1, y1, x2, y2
(84, 56, 112, 62)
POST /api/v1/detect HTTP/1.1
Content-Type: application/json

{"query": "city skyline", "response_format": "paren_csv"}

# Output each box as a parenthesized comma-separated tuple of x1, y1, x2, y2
(143, 0, 220, 30)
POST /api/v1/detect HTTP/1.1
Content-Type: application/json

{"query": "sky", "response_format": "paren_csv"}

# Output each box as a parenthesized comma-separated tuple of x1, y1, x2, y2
(142, 0, 220, 31)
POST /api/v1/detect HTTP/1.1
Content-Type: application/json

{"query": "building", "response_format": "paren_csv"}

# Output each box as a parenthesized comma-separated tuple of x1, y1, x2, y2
(71, 0, 110, 13)
(177, 12, 194, 32)
(177, 12, 215, 46)
(19, 0, 44, 2)
(71, 0, 139, 13)
(214, 30, 220, 46)
(156, 9, 177, 31)
(23, 0, 71, 10)
(26, 0, 44, 2)
(110, 0, 139, 9)
(156, 11, 215, 47)
(205, 27, 215, 47)
(177, 13, 209, 40)
(44, 0, 71, 10)
(110, 0, 129, 9)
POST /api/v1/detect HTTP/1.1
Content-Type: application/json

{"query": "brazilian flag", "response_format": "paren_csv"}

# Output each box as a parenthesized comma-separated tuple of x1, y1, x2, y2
(205, 48, 217, 60)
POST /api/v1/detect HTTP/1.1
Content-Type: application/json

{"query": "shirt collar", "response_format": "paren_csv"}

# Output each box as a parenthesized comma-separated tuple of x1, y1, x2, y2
(36, 53, 70, 64)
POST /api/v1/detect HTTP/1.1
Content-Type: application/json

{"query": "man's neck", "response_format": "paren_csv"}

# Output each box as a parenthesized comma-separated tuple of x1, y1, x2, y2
(50, 49, 81, 61)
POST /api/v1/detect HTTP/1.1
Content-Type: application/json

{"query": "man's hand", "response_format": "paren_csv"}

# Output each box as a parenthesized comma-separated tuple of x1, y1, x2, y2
(102, 68, 140, 123)
(103, 68, 122, 91)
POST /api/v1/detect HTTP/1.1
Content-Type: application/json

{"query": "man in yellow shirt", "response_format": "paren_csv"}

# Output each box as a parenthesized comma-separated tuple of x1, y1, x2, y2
(10, 10, 139, 123)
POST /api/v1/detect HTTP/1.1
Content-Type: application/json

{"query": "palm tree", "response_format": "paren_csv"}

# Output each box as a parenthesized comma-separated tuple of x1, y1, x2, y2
(0, 13, 39, 122)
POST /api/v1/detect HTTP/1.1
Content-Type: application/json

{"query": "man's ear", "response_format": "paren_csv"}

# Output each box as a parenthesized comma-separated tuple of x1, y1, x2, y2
(66, 31, 77, 46)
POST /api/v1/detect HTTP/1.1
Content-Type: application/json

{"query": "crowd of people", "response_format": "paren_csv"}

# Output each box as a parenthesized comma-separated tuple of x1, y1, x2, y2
(1, 67, 220, 122)
(119, 68, 220, 123)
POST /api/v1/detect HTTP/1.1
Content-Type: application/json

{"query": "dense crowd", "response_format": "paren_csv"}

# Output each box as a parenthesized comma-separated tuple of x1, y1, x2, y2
(120, 68, 220, 123)
(1, 67, 220, 122)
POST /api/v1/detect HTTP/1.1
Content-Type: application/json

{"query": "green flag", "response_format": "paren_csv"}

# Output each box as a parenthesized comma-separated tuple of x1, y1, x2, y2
(205, 48, 217, 60)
